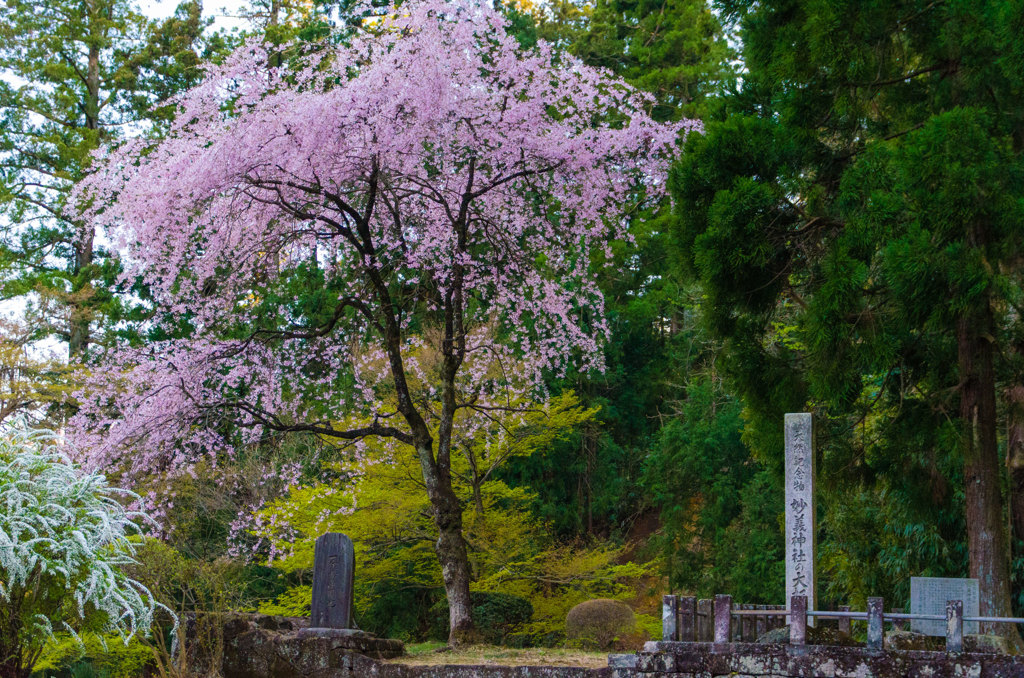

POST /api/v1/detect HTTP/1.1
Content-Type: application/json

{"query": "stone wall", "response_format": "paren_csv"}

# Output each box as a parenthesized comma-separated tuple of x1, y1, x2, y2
(221, 617, 1024, 678)
(632, 641, 1024, 678)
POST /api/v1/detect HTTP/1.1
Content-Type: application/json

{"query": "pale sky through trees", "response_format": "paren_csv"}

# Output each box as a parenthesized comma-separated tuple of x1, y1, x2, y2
(0, 0, 249, 352)
(139, 0, 250, 31)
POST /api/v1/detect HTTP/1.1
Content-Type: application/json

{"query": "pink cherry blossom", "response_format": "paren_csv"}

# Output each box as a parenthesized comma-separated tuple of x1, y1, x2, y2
(68, 0, 698, 642)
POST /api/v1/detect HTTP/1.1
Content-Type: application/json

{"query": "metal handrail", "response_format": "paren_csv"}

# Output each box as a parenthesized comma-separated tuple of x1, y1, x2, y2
(663, 593, 1024, 652)
(730, 608, 1024, 624)
(965, 616, 1024, 624)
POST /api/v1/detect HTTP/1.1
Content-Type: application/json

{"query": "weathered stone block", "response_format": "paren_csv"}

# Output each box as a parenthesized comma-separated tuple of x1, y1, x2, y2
(608, 654, 638, 669)
(951, 662, 982, 678)
(905, 659, 952, 678)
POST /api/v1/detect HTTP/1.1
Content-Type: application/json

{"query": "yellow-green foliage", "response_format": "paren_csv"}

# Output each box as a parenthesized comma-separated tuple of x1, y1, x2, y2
(251, 391, 654, 641)
(257, 585, 312, 617)
(34, 634, 152, 678)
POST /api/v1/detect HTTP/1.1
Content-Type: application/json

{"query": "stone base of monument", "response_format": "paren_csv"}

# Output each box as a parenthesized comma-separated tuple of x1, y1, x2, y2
(222, 614, 405, 678)
(297, 627, 406, 657)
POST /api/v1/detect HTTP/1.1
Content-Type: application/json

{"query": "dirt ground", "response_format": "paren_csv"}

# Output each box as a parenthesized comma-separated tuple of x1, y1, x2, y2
(386, 643, 613, 668)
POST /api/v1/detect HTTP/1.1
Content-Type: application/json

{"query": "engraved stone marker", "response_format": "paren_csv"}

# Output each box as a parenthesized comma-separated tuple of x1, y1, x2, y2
(785, 413, 816, 623)
(311, 533, 355, 629)
(910, 577, 979, 636)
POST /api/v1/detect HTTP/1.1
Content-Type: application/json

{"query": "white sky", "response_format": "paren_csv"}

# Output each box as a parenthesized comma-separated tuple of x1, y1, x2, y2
(138, 0, 252, 33)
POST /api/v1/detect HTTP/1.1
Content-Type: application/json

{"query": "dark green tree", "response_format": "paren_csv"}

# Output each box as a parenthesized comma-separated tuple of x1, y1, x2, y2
(672, 0, 1024, 645)
(502, 0, 740, 550)
(643, 376, 784, 602)
(570, 0, 735, 120)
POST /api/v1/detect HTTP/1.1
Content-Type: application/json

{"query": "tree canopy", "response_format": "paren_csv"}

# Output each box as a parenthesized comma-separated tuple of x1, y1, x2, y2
(672, 0, 1024, 644)
(69, 0, 695, 643)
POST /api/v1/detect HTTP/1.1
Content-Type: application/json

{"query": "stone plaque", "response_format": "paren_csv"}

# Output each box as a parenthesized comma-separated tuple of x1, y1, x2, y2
(310, 532, 355, 629)
(910, 577, 979, 636)
(785, 413, 815, 622)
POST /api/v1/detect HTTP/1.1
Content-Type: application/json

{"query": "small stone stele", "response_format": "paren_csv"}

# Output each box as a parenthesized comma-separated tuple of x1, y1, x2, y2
(310, 532, 355, 629)
(298, 533, 405, 662)
(910, 576, 980, 636)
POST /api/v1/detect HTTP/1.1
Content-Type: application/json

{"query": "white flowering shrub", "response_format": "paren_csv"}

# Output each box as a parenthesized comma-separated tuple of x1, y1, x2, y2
(0, 426, 161, 678)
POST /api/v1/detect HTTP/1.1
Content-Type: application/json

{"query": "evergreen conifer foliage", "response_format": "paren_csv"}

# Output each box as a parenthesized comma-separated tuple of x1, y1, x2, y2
(0, 0, 221, 360)
(672, 0, 1024, 645)
(571, 0, 735, 121)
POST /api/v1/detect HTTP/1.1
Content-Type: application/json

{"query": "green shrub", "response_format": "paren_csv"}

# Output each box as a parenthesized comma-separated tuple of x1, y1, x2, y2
(430, 592, 534, 644)
(32, 633, 152, 678)
(0, 427, 162, 678)
(565, 599, 635, 649)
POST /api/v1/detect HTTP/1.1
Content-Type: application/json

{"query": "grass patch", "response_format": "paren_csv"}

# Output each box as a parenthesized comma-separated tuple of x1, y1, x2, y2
(388, 644, 612, 668)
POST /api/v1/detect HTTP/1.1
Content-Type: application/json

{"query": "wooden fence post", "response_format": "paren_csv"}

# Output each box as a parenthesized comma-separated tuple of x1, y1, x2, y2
(697, 599, 713, 641)
(679, 596, 696, 642)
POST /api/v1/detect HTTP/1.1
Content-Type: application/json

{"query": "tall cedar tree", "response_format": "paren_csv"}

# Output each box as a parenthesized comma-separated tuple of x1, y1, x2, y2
(0, 0, 222, 361)
(672, 0, 1024, 644)
(571, 0, 734, 121)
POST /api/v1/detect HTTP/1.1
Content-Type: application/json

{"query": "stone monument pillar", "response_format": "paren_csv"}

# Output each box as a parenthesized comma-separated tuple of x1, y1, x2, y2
(286, 533, 405, 659)
(310, 532, 355, 629)
(785, 413, 815, 623)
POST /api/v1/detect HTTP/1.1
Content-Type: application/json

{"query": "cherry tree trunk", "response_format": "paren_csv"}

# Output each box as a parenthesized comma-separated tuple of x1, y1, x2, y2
(418, 444, 476, 646)
(957, 309, 1023, 650)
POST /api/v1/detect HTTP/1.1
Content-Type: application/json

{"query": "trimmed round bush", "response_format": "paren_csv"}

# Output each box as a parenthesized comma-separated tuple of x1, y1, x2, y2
(565, 599, 635, 649)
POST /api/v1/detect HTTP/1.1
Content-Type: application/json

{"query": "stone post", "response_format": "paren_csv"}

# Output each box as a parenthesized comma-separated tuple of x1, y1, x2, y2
(679, 596, 697, 642)
(867, 597, 884, 651)
(714, 595, 732, 643)
(663, 595, 679, 641)
(785, 413, 816, 624)
(790, 595, 807, 646)
(892, 607, 907, 631)
(310, 533, 355, 629)
(946, 599, 963, 653)
(838, 605, 851, 635)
